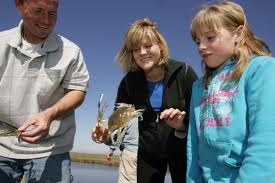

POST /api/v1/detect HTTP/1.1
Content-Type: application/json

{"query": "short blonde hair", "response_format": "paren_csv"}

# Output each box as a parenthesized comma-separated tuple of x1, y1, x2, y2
(116, 18, 169, 72)
(191, 1, 270, 85)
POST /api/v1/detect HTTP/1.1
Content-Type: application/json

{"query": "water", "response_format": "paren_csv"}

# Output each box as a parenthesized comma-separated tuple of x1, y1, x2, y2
(71, 162, 172, 183)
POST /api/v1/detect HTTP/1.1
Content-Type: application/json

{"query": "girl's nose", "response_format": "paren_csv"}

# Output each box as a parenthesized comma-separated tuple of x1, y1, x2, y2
(198, 42, 207, 51)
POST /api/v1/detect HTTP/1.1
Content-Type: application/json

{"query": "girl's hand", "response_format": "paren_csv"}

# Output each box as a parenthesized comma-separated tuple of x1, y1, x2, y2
(91, 123, 109, 143)
(160, 108, 186, 130)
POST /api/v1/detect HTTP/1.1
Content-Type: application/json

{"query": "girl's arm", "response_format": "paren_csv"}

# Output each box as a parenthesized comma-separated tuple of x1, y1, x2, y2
(236, 57, 275, 182)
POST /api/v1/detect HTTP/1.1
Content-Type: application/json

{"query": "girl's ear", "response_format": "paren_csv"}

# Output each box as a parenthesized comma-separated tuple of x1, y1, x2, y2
(234, 25, 244, 42)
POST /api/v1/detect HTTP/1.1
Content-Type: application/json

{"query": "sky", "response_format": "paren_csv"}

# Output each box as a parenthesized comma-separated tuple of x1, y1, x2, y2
(1, 0, 274, 154)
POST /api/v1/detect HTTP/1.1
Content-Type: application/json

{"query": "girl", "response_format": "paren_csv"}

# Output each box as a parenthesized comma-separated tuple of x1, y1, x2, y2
(187, 1, 275, 183)
(93, 18, 197, 183)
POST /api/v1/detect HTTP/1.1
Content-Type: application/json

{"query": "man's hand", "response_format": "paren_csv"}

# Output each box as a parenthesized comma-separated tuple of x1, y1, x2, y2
(160, 108, 186, 130)
(17, 110, 52, 143)
(17, 90, 86, 143)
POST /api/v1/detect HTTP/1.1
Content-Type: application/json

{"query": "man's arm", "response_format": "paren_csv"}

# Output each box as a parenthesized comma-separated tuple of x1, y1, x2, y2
(18, 89, 86, 143)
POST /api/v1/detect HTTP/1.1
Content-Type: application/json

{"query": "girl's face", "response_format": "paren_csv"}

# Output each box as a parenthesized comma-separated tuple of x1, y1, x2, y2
(195, 27, 237, 71)
(132, 36, 161, 73)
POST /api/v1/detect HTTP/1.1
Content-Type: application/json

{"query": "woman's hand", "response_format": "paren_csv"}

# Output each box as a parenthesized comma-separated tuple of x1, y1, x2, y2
(160, 108, 186, 130)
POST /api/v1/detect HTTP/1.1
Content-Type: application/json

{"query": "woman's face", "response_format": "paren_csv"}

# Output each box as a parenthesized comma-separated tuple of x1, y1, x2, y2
(132, 36, 161, 73)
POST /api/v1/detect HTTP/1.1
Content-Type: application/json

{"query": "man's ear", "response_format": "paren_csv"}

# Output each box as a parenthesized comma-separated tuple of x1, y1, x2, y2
(15, 0, 24, 11)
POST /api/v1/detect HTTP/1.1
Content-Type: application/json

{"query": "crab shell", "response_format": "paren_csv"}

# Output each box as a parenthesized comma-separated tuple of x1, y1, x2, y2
(107, 103, 143, 132)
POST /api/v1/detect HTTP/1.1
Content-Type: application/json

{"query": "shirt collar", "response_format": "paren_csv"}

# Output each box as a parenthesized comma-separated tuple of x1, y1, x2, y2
(7, 20, 60, 54)
(212, 59, 236, 76)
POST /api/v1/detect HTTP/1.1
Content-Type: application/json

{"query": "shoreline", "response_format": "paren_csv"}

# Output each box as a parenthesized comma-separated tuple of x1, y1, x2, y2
(70, 152, 119, 166)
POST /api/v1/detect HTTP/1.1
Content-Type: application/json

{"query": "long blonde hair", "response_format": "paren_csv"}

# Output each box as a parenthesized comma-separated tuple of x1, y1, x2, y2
(191, 1, 270, 85)
(116, 18, 169, 72)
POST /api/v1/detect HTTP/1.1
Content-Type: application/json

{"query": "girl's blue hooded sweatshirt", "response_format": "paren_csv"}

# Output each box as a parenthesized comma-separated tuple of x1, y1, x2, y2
(187, 56, 275, 183)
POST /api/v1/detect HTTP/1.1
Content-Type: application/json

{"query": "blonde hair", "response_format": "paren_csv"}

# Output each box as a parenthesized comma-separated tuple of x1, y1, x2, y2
(115, 18, 169, 72)
(191, 1, 270, 85)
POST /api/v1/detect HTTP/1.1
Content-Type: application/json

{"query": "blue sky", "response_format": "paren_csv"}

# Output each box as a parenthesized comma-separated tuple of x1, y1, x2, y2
(1, 0, 274, 153)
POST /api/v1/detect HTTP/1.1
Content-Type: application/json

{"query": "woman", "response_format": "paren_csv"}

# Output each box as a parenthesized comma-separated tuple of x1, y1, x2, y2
(93, 18, 197, 183)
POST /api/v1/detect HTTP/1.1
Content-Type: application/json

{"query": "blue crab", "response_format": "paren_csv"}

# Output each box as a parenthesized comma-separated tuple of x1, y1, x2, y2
(0, 129, 21, 142)
(96, 94, 144, 143)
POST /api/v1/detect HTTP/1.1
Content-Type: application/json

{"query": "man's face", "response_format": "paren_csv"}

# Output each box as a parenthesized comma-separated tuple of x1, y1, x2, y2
(16, 0, 58, 44)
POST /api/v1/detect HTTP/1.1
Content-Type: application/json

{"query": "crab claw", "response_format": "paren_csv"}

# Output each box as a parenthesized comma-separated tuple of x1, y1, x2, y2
(15, 130, 22, 143)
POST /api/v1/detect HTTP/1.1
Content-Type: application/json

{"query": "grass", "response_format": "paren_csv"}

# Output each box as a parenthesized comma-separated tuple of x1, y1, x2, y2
(69, 152, 120, 166)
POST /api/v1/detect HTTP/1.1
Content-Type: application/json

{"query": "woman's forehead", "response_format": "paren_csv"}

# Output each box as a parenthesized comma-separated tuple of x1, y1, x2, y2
(131, 34, 156, 47)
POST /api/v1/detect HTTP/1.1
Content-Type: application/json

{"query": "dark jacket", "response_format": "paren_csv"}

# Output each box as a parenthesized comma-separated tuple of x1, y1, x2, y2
(115, 59, 198, 159)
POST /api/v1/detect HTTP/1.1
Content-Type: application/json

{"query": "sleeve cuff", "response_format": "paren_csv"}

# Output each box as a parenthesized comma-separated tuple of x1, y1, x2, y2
(174, 130, 187, 139)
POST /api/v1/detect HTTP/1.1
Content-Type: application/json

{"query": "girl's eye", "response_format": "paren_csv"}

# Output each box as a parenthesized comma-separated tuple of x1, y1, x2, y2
(145, 45, 152, 48)
(195, 41, 200, 45)
(207, 35, 216, 41)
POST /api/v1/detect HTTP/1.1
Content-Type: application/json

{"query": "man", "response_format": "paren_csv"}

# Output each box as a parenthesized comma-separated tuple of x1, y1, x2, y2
(0, 0, 89, 182)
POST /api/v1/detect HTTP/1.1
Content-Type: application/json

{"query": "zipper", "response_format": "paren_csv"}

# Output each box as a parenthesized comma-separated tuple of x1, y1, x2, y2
(156, 113, 159, 123)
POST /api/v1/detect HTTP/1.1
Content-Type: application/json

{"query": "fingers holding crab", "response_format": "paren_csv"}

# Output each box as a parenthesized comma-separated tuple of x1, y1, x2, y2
(91, 122, 109, 143)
